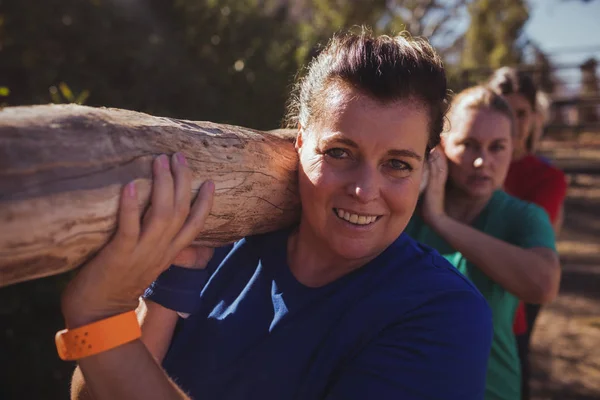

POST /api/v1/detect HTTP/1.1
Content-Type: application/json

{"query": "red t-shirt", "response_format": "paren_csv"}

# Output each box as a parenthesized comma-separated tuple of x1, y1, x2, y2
(506, 154, 567, 335)
(504, 154, 567, 223)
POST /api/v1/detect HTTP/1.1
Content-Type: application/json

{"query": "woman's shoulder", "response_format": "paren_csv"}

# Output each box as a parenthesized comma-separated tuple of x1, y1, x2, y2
(525, 154, 567, 185)
(486, 191, 555, 247)
(536, 155, 566, 182)
(377, 235, 489, 309)
(490, 190, 549, 219)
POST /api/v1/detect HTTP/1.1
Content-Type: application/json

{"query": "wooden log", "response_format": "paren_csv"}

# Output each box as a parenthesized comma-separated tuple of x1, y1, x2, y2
(0, 104, 300, 287)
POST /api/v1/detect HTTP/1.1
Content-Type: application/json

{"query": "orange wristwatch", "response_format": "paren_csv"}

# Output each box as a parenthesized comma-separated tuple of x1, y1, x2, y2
(55, 310, 142, 361)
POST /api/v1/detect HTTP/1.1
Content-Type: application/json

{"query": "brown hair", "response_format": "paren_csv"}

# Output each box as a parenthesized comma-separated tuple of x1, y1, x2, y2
(285, 28, 448, 155)
(447, 85, 516, 138)
(486, 67, 538, 111)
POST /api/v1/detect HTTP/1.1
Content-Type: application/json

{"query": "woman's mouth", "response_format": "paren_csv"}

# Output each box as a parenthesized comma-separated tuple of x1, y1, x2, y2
(333, 208, 381, 226)
(469, 175, 491, 184)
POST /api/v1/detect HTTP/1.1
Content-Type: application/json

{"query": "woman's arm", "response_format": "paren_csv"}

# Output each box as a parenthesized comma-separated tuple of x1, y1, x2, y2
(71, 253, 219, 399)
(137, 299, 180, 362)
(428, 215, 560, 304)
(72, 339, 189, 400)
(422, 148, 560, 305)
(70, 301, 182, 400)
(553, 204, 565, 236)
(61, 153, 214, 400)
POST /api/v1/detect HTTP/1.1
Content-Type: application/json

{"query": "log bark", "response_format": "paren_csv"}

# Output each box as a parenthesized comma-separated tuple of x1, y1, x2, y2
(0, 104, 300, 287)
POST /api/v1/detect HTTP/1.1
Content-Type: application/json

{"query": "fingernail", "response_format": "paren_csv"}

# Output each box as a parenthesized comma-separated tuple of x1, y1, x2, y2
(206, 180, 215, 193)
(159, 154, 169, 169)
(127, 181, 137, 197)
(176, 152, 187, 165)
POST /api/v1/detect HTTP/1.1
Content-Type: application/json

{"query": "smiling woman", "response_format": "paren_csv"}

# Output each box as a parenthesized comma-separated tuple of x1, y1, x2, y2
(294, 93, 429, 273)
(61, 29, 493, 400)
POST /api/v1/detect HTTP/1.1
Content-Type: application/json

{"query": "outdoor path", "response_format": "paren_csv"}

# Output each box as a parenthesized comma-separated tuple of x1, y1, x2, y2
(532, 135, 600, 399)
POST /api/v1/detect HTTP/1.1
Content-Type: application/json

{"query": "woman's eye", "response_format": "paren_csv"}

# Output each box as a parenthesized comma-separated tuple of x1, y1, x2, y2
(325, 148, 349, 159)
(387, 159, 412, 171)
(516, 110, 527, 119)
(491, 145, 506, 152)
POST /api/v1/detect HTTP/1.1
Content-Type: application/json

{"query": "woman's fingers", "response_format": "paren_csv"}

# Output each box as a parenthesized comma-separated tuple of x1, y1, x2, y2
(112, 181, 141, 252)
(170, 180, 215, 253)
(428, 147, 447, 182)
(426, 153, 438, 182)
(140, 155, 175, 241)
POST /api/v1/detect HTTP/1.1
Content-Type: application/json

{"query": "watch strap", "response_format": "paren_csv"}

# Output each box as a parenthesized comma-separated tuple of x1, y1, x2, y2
(55, 310, 141, 361)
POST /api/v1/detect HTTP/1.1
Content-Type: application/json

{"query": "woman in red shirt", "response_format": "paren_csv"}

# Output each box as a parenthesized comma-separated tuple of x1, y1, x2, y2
(487, 67, 567, 400)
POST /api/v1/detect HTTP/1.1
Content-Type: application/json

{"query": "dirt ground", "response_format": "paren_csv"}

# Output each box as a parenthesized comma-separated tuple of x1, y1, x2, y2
(532, 134, 600, 399)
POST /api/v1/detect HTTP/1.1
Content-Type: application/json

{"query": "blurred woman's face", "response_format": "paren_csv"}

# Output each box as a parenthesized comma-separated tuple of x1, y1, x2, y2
(444, 107, 513, 199)
(502, 93, 533, 156)
(296, 87, 429, 261)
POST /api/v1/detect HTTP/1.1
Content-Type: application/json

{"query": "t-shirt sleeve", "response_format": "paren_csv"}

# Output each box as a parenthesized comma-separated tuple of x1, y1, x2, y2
(528, 168, 567, 223)
(510, 203, 557, 251)
(324, 289, 493, 400)
(142, 244, 234, 314)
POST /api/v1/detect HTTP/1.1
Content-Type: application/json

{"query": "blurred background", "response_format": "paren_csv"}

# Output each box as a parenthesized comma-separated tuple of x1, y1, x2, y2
(0, 0, 599, 399)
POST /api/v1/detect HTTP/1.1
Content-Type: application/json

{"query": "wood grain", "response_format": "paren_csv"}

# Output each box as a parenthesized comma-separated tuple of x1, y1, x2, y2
(0, 104, 300, 287)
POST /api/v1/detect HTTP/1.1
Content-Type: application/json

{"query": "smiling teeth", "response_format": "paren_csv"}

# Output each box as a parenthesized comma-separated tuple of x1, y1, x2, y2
(336, 208, 378, 225)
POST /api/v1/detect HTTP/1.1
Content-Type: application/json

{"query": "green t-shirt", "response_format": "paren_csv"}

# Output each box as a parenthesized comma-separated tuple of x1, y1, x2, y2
(405, 190, 556, 400)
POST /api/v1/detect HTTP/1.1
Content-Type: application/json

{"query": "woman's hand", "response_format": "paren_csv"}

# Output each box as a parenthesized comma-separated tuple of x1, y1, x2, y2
(61, 153, 215, 328)
(421, 146, 448, 226)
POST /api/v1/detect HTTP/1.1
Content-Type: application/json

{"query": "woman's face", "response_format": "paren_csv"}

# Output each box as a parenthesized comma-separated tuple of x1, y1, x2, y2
(502, 93, 533, 155)
(444, 107, 513, 198)
(296, 88, 429, 261)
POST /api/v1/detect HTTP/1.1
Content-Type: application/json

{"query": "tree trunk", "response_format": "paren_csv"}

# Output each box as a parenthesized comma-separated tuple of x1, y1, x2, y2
(0, 104, 300, 287)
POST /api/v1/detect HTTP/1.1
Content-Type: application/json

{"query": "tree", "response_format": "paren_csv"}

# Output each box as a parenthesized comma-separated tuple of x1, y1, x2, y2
(461, 0, 529, 69)
(285, 0, 471, 58)
(382, 0, 470, 58)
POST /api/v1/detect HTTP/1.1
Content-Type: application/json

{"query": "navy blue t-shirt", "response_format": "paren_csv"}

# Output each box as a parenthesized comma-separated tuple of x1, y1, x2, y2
(144, 229, 492, 399)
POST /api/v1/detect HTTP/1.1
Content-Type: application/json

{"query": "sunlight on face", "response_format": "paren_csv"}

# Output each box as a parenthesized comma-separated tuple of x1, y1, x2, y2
(296, 86, 429, 261)
(444, 107, 513, 198)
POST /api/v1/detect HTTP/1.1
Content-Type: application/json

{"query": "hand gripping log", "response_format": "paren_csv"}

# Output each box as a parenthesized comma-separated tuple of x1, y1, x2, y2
(0, 104, 300, 287)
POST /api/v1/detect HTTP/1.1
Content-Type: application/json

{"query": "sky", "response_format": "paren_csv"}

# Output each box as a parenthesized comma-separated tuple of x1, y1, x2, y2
(525, 0, 600, 94)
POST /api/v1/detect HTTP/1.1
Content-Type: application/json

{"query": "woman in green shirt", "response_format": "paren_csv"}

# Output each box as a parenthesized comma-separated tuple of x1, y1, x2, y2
(405, 86, 561, 400)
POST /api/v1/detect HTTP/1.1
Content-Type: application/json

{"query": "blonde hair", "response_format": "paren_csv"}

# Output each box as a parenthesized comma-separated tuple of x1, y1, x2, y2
(536, 91, 551, 125)
(446, 85, 516, 138)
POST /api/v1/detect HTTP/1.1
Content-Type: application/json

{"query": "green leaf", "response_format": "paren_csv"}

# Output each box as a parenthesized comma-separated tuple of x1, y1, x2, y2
(58, 82, 75, 102)
(0, 87, 9, 96)
(75, 90, 90, 105)
(49, 86, 61, 103)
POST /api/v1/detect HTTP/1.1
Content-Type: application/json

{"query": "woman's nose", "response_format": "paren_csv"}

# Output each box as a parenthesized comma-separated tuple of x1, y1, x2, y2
(346, 165, 379, 203)
(473, 148, 488, 168)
